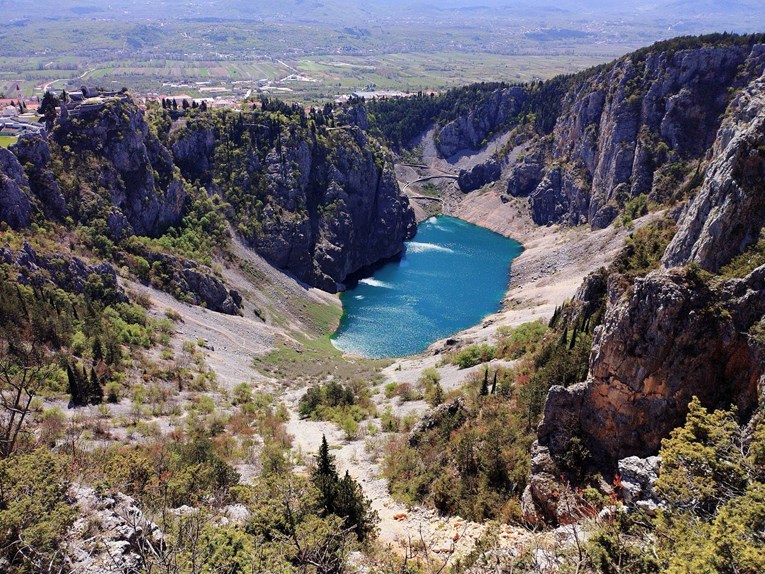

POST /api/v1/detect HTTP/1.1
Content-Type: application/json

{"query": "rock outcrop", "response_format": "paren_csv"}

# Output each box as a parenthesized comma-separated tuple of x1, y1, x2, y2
(52, 96, 188, 238)
(524, 50, 765, 523)
(65, 486, 162, 574)
(141, 251, 242, 315)
(662, 71, 765, 271)
(0, 147, 33, 228)
(436, 86, 526, 157)
(617, 455, 662, 514)
(11, 133, 68, 220)
(0, 242, 126, 304)
(504, 42, 765, 228)
(538, 267, 763, 467)
(457, 158, 501, 192)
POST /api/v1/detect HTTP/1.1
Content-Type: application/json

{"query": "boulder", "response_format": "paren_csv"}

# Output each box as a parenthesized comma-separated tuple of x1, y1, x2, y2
(618, 455, 662, 511)
(457, 158, 501, 192)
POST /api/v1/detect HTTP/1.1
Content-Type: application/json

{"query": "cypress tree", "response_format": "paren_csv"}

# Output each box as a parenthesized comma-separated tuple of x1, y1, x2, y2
(569, 323, 578, 350)
(92, 336, 103, 362)
(89, 368, 103, 405)
(67, 363, 83, 406)
(559, 322, 569, 347)
(480, 368, 489, 396)
(15, 285, 28, 317)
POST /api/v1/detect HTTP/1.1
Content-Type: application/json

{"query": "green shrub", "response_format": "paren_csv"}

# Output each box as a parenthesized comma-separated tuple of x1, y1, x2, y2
(0, 450, 76, 571)
(452, 344, 496, 369)
(496, 320, 548, 359)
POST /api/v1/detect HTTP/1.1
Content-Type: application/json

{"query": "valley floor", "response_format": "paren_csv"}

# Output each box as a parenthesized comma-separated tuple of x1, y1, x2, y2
(68, 133, 649, 560)
(129, 182, 648, 559)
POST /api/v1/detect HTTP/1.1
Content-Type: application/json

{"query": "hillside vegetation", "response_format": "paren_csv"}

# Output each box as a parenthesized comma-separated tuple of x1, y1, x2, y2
(0, 33, 765, 574)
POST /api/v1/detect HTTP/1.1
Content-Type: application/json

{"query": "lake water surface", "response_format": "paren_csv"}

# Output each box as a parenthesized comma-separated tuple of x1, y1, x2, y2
(331, 216, 522, 358)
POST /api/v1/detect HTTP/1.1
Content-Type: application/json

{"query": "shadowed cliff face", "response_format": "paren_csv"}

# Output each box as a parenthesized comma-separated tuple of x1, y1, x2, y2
(256, 127, 417, 292)
(171, 108, 416, 292)
(0, 147, 33, 229)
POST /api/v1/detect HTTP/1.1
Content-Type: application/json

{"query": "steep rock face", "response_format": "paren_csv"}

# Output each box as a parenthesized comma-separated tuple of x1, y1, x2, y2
(172, 110, 416, 292)
(436, 87, 526, 157)
(256, 127, 416, 291)
(53, 97, 187, 237)
(663, 72, 765, 271)
(171, 125, 217, 184)
(0, 147, 32, 228)
(525, 66, 765, 521)
(537, 267, 763, 467)
(511, 43, 765, 227)
(11, 133, 68, 220)
(507, 146, 546, 198)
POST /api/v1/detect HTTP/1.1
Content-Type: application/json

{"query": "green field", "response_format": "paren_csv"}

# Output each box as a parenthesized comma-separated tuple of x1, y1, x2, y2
(0, 136, 17, 148)
(0, 16, 646, 103)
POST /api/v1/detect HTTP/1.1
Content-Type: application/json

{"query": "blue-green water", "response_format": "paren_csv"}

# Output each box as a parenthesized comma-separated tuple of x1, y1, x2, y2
(331, 216, 522, 358)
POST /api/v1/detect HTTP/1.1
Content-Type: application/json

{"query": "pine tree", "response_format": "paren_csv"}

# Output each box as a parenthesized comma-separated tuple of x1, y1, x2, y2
(313, 435, 339, 515)
(311, 435, 377, 541)
(480, 368, 489, 396)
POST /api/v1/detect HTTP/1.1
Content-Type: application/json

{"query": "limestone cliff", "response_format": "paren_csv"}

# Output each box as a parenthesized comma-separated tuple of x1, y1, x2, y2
(538, 268, 762, 464)
(662, 71, 765, 271)
(436, 86, 526, 158)
(421, 40, 756, 228)
(51, 96, 188, 238)
(520, 43, 765, 228)
(171, 107, 416, 292)
(0, 147, 33, 228)
(526, 60, 765, 521)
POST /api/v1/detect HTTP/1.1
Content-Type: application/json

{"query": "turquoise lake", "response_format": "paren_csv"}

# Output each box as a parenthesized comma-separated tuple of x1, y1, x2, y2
(331, 216, 523, 358)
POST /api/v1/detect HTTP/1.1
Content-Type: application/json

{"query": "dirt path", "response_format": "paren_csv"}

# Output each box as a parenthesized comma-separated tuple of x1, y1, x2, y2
(281, 359, 531, 558)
